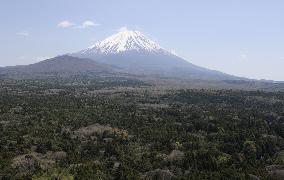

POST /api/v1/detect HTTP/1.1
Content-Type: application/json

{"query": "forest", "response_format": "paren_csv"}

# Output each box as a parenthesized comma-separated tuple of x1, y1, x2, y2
(0, 75, 283, 179)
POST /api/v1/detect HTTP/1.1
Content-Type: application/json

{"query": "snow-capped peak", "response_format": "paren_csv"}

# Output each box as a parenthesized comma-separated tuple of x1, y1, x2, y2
(80, 28, 166, 55)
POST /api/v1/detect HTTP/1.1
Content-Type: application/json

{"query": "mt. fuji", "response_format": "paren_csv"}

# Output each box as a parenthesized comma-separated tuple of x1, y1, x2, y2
(72, 28, 237, 80)
(0, 29, 239, 81)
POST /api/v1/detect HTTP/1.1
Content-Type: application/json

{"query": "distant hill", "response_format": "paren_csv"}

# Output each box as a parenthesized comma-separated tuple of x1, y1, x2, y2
(0, 55, 283, 91)
(0, 55, 120, 75)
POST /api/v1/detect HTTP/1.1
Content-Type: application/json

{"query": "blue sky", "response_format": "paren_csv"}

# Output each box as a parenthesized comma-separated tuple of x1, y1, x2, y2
(0, 0, 283, 80)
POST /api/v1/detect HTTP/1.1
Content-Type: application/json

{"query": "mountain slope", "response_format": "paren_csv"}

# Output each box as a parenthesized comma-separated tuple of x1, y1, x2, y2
(0, 55, 119, 75)
(72, 29, 238, 80)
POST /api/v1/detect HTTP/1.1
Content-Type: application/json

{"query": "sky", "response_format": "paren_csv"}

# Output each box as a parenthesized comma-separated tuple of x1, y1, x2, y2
(0, 0, 283, 81)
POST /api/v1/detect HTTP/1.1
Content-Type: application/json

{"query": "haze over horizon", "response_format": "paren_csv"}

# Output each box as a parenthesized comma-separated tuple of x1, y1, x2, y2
(0, 0, 283, 81)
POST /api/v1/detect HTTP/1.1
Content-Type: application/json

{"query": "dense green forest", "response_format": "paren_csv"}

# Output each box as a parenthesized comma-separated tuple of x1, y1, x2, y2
(0, 76, 283, 179)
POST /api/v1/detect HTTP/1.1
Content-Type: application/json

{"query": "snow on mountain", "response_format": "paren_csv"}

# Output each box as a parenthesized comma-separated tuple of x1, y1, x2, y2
(79, 28, 169, 55)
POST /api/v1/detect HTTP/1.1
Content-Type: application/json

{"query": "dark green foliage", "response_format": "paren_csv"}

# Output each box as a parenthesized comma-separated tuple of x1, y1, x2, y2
(0, 76, 283, 179)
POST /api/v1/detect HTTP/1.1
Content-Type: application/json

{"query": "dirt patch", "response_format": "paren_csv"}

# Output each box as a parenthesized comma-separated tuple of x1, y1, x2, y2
(74, 123, 128, 138)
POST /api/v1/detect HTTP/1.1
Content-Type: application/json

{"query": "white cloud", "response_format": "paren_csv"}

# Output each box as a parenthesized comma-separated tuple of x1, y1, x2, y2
(16, 31, 29, 36)
(78, 20, 100, 28)
(57, 20, 75, 28)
